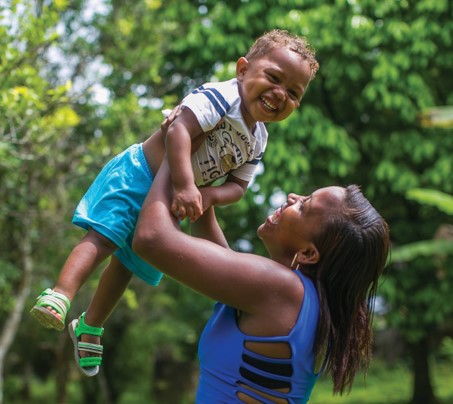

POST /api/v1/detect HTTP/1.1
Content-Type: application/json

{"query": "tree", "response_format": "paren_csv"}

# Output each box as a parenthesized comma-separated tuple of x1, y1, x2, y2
(3, 0, 453, 402)
(0, 1, 82, 403)
(387, 189, 453, 404)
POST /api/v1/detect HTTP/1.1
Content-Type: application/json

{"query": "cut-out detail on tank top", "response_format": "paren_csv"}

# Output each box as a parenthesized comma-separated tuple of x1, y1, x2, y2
(243, 353, 293, 377)
(235, 340, 292, 403)
(230, 272, 321, 403)
(237, 384, 289, 403)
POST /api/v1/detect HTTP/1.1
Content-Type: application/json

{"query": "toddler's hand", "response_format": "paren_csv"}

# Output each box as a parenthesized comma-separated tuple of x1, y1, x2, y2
(171, 184, 203, 222)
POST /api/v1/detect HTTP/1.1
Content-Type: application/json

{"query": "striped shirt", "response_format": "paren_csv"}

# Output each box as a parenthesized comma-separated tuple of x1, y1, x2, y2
(181, 79, 268, 186)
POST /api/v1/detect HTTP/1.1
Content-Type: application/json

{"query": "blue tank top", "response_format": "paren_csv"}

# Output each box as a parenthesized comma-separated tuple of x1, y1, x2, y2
(196, 271, 321, 403)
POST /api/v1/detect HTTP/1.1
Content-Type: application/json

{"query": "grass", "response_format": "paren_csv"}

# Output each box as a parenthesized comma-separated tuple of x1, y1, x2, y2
(309, 359, 453, 404)
(6, 358, 453, 403)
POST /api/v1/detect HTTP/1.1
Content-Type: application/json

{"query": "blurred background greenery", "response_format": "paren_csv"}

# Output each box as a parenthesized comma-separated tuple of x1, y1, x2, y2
(1, 0, 452, 403)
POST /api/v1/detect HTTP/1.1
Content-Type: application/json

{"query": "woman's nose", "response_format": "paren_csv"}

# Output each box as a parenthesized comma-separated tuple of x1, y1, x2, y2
(287, 193, 299, 204)
(288, 193, 309, 204)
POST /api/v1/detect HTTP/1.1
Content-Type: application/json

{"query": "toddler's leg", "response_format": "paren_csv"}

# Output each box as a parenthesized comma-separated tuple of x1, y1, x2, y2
(85, 255, 133, 327)
(54, 229, 118, 299)
(30, 229, 117, 331)
(69, 256, 133, 376)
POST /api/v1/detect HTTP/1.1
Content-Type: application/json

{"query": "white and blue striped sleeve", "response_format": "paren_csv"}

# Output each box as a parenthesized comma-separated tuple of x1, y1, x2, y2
(181, 83, 233, 132)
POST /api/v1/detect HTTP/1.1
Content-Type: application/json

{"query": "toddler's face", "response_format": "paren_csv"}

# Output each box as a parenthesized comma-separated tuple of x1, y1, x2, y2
(237, 47, 312, 128)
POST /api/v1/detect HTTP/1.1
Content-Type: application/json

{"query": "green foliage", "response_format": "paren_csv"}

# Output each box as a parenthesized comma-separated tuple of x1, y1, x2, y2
(2, 0, 453, 401)
(0, 260, 21, 314)
(440, 337, 453, 360)
(391, 239, 453, 263)
(310, 359, 453, 404)
(406, 188, 453, 215)
(386, 187, 453, 345)
(0, 0, 82, 320)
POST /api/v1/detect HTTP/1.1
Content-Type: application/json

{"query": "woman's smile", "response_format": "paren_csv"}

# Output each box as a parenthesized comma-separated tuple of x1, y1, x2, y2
(267, 203, 287, 225)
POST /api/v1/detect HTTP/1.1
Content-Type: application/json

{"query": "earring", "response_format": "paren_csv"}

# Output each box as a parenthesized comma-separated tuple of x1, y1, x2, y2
(290, 253, 300, 271)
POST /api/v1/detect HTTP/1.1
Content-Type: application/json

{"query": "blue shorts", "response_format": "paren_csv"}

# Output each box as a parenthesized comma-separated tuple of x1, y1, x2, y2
(72, 143, 163, 286)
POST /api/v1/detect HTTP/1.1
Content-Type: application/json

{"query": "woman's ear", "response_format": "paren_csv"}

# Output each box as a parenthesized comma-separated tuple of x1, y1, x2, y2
(298, 244, 320, 265)
(236, 57, 249, 81)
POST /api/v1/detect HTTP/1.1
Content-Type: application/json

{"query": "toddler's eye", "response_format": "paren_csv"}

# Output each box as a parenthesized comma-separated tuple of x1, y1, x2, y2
(289, 89, 303, 102)
(267, 73, 278, 83)
(288, 91, 298, 100)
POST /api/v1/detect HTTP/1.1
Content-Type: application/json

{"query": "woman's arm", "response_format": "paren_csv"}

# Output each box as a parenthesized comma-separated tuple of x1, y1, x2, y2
(193, 177, 247, 248)
(132, 159, 299, 315)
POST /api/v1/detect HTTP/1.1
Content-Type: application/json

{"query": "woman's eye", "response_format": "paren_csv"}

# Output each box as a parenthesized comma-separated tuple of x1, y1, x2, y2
(299, 200, 305, 212)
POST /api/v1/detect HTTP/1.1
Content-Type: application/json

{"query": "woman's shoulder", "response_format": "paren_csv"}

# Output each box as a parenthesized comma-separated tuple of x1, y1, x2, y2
(241, 260, 306, 325)
(241, 280, 305, 337)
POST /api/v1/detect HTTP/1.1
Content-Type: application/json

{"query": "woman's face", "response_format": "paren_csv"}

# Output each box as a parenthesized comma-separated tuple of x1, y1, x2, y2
(257, 186, 345, 257)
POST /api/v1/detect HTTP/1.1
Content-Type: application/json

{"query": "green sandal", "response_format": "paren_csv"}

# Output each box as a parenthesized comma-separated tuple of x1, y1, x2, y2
(30, 288, 71, 331)
(68, 312, 104, 377)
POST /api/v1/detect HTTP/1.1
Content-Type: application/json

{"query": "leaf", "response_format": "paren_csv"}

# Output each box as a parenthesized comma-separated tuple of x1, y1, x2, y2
(390, 239, 453, 263)
(406, 188, 453, 215)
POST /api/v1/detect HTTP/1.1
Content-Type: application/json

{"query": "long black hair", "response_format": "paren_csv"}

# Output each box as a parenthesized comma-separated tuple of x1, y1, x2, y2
(303, 185, 390, 394)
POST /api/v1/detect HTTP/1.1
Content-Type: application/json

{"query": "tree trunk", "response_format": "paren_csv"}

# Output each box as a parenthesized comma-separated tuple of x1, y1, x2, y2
(153, 349, 197, 403)
(0, 218, 34, 404)
(410, 337, 438, 404)
(56, 332, 72, 404)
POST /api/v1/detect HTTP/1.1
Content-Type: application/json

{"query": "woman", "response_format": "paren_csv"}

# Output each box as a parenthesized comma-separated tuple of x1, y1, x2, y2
(132, 159, 390, 403)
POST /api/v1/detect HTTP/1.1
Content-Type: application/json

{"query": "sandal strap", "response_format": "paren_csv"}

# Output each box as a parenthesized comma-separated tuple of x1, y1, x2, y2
(35, 288, 71, 317)
(78, 342, 103, 355)
(75, 312, 104, 338)
(79, 356, 102, 367)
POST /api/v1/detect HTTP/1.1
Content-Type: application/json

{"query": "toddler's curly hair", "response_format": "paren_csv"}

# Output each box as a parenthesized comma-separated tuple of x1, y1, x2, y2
(246, 29, 319, 79)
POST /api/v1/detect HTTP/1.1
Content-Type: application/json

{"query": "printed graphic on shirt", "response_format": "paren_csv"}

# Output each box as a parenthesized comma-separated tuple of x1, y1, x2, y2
(193, 120, 256, 185)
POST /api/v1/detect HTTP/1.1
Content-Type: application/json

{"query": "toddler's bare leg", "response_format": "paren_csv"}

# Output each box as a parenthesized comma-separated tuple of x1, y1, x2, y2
(84, 255, 133, 328)
(31, 228, 118, 330)
(76, 256, 133, 363)
(54, 228, 118, 301)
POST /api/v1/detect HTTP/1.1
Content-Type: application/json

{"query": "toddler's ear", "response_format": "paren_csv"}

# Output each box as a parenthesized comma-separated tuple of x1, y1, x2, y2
(236, 57, 249, 81)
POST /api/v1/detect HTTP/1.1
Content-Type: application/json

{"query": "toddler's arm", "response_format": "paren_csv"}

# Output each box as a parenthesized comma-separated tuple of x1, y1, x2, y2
(165, 107, 205, 222)
(199, 175, 248, 212)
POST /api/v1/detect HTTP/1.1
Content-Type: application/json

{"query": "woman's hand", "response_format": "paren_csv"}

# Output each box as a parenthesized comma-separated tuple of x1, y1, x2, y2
(161, 106, 181, 136)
